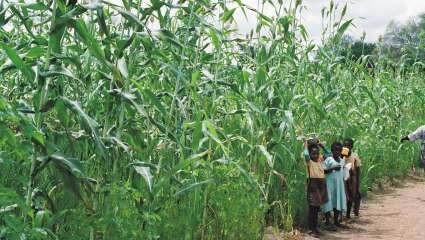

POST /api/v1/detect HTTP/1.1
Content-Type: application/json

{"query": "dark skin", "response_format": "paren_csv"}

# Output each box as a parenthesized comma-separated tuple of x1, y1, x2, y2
(304, 142, 323, 236)
(304, 140, 326, 162)
(309, 148, 320, 162)
(324, 146, 342, 174)
(343, 140, 359, 173)
(318, 142, 326, 151)
(400, 136, 409, 142)
(344, 140, 362, 217)
(332, 146, 342, 160)
(343, 141, 360, 172)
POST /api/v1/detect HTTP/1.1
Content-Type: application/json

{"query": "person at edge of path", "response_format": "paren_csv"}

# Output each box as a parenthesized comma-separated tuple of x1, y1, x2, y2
(401, 125, 425, 167)
(322, 142, 347, 230)
(342, 138, 362, 220)
(302, 138, 331, 237)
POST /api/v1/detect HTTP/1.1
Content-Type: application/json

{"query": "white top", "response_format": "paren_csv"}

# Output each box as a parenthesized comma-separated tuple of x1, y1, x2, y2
(408, 125, 425, 142)
(344, 163, 352, 181)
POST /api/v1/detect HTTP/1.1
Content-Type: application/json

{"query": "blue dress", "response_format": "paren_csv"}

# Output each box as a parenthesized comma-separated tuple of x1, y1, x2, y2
(322, 156, 347, 213)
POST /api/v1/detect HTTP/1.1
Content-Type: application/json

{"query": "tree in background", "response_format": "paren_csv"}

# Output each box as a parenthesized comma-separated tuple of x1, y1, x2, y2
(339, 35, 377, 67)
(379, 14, 425, 66)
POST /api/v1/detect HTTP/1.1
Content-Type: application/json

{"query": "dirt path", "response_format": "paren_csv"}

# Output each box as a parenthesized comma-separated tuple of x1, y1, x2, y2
(306, 179, 425, 240)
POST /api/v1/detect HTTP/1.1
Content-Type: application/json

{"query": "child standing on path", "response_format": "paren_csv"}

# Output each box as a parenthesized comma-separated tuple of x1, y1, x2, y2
(323, 142, 347, 229)
(342, 138, 362, 219)
(302, 139, 331, 236)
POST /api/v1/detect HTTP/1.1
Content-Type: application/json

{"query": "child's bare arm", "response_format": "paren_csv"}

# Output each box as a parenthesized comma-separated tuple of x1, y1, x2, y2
(318, 142, 332, 158)
(303, 141, 311, 161)
(303, 149, 310, 161)
(402, 126, 425, 142)
(324, 165, 341, 174)
(400, 136, 409, 142)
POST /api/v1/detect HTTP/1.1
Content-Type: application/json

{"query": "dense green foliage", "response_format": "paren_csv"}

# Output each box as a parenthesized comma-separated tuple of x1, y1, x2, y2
(1, 0, 425, 239)
(340, 35, 376, 63)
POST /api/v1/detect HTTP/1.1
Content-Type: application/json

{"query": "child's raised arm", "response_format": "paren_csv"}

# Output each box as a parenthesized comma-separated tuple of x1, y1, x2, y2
(302, 141, 311, 161)
(303, 148, 311, 161)
(400, 136, 409, 142)
(318, 142, 331, 158)
(401, 125, 425, 142)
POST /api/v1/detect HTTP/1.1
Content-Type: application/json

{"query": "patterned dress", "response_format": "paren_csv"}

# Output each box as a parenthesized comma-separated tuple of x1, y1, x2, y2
(408, 125, 425, 165)
(322, 156, 347, 213)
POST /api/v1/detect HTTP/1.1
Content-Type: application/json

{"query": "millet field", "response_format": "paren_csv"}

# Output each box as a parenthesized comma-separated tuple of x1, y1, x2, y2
(1, 0, 425, 239)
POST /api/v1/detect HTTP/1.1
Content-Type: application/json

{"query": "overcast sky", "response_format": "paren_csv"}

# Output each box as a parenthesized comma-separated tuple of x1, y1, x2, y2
(14, 0, 425, 44)
(234, 0, 425, 43)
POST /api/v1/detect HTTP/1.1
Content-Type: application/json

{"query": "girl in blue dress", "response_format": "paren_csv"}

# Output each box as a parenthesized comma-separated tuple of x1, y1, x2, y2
(323, 142, 347, 229)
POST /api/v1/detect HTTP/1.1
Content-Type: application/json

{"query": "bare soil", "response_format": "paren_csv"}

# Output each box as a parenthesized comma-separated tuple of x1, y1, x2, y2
(308, 178, 425, 240)
(266, 178, 425, 240)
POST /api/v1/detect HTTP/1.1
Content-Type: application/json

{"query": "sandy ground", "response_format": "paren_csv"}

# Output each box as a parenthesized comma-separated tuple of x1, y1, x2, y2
(305, 179, 425, 240)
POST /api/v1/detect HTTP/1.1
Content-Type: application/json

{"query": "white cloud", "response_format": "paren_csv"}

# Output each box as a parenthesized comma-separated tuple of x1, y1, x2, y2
(234, 0, 425, 43)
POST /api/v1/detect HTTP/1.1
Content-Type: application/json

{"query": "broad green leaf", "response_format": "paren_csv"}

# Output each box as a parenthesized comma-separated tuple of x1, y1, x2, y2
(208, 27, 221, 50)
(174, 179, 214, 197)
(39, 66, 81, 82)
(140, 35, 154, 51)
(50, 154, 85, 177)
(110, 89, 180, 144)
(118, 9, 144, 28)
(255, 67, 266, 84)
(130, 79, 166, 115)
(23, 2, 48, 11)
(104, 136, 130, 152)
(55, 100, 68, 126)
(192, 115, 202, 150)
(116, 35, 135, 58)
(134, 166, 153, 192)
(158, 29, 183, 49)
(122, 0, 130, 10)
(221, 8, 236, 23)
(191, 71, 200, 86)
(258, 145, 273, 167)
(26, 47, 44, 58)
(31, 130, 45, 147)
(117, 57, 128, 79)
(71, 19, 106, 63)
(150, 0, 165, 10)
(232, 162, 256, 187)
(60, 97, 107, 158)
(96, 8, 109, 36)
(0, 42, 35, 80)
(307, 95, 327, 119)
(202, 120, 218, 140)
(141, 89, 166, 115)
(337, 19, 353, 37)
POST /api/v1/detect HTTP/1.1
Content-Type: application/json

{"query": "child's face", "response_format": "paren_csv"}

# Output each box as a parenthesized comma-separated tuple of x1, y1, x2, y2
(332, 146, 342, 158)
(310, 148, 320, 161)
